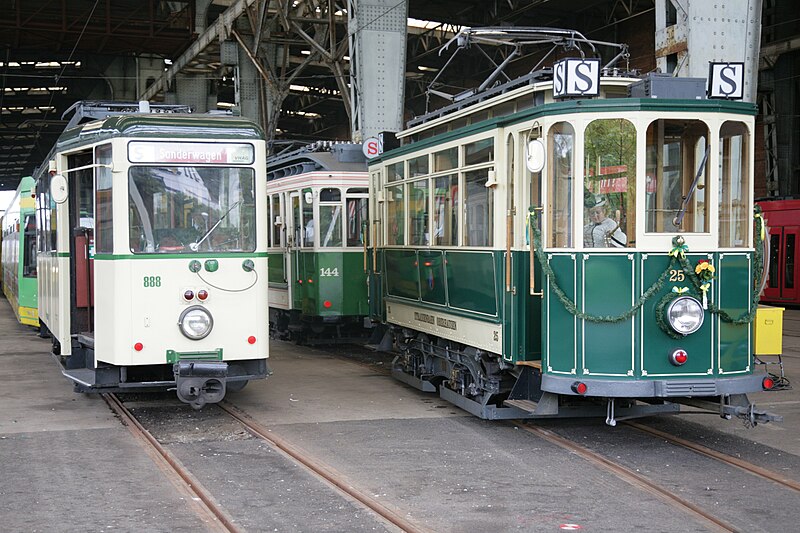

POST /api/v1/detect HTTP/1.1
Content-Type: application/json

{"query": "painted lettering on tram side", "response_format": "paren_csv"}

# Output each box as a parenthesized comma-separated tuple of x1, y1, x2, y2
(413, 311, 458, 331)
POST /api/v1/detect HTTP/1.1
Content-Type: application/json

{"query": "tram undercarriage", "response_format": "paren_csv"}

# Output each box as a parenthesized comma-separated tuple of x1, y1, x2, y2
(53, 333, 269, 408)
(388, 328, 782, 426)
(270, 308, 373, 344)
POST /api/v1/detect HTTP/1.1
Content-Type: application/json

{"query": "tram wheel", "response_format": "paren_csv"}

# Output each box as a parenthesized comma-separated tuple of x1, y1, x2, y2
(226, 380, 249, 393)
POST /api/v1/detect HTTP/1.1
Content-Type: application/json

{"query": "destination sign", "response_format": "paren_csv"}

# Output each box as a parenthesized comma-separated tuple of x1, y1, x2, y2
(128, 141, 255, 165)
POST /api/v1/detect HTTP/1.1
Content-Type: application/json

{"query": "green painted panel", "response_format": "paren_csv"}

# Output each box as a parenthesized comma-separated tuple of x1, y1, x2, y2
(369, 250, 385, 320)
(385, 249, 420, 300)
(718, 253, 751, 373)
(545, 254, 577, 374)
(418, 250, 446, 305)
(503, 251, 542, 363)
(445, 251, 497, 315)
(291, 251, 368, 317)
(329, 252, 369, 316)
(268, 252, 286, 283)
(641, 254, 714, 376)
(582, 254, 635, 376)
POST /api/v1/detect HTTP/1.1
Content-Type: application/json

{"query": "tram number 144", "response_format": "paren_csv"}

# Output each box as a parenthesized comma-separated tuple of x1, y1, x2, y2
(319, 268, 340, 277)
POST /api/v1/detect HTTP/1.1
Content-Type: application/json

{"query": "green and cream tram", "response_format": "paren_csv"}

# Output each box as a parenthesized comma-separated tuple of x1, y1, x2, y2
(367, 30, 781, 425)
(266, 142, 370, 341)
(36, 104, 269, 407)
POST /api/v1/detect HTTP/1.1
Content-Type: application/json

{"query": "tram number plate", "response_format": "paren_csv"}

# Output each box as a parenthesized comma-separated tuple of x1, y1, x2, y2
(143, 276, 162, 287)
(669, 269, 685, 282)
(319, 268, 339, 277)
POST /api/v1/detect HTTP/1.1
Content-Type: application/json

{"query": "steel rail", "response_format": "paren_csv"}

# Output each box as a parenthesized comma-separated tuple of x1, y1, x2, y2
(102, 394, 240, 533)
(519, 423, 738, 533)
(625, 421, 800, 493)
(218, 402, 428, 533)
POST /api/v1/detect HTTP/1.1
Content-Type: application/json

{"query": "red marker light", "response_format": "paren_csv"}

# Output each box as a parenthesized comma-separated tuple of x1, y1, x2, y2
(197, 289, 208, 301)
(248, 336, 256, 345)
(134, 342, 144, 351)
(571, 381, 588, 395)
(669, 348, 688, 366)
(763, 377, 775, 390)
(323, 300, 332, 308)
(183, 290, 194, 301)
(308, 278, 313, 284)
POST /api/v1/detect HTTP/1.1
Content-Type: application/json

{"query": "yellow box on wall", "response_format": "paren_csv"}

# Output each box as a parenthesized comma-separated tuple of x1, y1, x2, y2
(754, 305, 784, 355)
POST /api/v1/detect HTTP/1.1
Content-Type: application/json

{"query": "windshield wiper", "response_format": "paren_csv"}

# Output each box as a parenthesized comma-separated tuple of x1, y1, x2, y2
(190, 201, 240, 251)
(673, 145, 710, 228)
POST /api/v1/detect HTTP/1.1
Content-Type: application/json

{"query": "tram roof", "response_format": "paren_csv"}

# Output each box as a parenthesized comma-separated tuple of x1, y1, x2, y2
(372, 97, 758, 164)
(267, 142, 366, 181)
(56, 114, 265, 152)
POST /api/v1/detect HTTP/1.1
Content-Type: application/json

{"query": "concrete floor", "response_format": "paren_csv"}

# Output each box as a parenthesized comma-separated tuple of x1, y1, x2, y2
(1, 299, 798, 532)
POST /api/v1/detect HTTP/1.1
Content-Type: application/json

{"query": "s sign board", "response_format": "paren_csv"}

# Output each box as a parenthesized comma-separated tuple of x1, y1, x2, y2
(362, 136, 382, 159)
(553, 58, 600, 99)
(707, 62, 744, 100)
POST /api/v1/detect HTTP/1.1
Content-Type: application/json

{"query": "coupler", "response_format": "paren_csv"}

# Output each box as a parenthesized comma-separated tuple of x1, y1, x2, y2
(174, 361, 228, 409)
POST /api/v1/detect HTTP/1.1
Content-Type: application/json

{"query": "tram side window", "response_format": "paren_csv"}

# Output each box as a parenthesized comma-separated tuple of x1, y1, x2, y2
(302, 190, 314, 247)
(719, 121, 749, 247)
(645, 120, 709, 233)
(35, 172, 58, 252)
(95, 144, 113, 253)
(786, 234, 796, 289)
(408, 155, 429, 178)
(433, 174, 458, 246)
(386, 184, 405, 245)
(548, 122, 575, 248)
(583, 119, 636, 248)
(346, 188, 368, 247)
(464, 169, 493, 246)
(22, 215, 36, 277)
(270, 194, 282, 247)
(69, 152, 94, 233)
(409, 179, 429, 246)
(319, 187, 343, 248)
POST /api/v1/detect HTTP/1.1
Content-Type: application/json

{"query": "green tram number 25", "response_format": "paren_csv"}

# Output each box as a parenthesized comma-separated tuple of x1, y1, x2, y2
(143, 276, 162, 287)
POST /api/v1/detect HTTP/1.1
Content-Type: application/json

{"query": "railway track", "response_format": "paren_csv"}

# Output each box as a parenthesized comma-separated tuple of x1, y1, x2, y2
(102, 391, 427, 533)
(520, 418, 800, 533)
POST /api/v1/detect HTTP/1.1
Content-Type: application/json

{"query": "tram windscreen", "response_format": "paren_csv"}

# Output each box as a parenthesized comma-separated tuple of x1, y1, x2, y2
(128, 166, 255, 253)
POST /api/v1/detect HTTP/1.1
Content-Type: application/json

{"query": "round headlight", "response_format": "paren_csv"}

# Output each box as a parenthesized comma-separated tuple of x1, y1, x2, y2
(667, 296, 704, 335)
(178, 305, 213, 340)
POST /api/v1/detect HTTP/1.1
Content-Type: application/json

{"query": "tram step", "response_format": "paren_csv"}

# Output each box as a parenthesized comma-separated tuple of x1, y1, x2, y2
(63, 368, 97, 387)
(77, 333, 95, 349)
(503, 399, 539, 413)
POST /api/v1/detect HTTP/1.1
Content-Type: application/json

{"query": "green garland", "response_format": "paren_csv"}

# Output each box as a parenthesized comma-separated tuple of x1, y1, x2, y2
(529, 206, 766, 327)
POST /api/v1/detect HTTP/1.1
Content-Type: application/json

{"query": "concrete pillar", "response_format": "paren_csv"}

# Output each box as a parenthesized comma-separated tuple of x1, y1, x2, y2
(348, 0, 408, 140)
(655, 0, 762, 102)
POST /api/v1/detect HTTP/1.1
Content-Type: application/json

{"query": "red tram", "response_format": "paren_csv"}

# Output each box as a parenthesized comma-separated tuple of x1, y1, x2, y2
(759, 198, 800, 305)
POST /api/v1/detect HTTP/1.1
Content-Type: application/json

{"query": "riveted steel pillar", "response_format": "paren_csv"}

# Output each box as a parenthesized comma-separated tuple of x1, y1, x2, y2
(348, 0, 408, 141)
(655, 0, 762, 103)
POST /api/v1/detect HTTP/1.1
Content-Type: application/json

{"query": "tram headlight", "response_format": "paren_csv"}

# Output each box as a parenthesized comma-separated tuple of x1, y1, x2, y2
(178, 305, 214, 340)
(666, 296, 704, 335)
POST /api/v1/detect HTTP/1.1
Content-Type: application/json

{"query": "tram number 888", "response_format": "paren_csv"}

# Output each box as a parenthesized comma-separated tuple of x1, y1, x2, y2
(143, 276, 163, 287)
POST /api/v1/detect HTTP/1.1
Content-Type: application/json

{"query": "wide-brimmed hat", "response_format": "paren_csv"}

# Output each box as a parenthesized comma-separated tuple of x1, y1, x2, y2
(585, 193, 606, 209)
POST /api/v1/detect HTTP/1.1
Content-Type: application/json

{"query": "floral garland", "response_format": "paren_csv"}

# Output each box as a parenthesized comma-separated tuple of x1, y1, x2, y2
(530, 206, 766, 328)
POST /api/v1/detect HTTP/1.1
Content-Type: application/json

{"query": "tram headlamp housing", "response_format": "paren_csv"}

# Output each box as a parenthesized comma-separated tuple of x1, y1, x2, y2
(178, 305, 213, 340)
(667, 296, 704, 335)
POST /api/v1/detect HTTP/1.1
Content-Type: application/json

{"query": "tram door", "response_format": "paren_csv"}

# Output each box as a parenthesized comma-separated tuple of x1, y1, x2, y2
(765, 226, 798, 302)
(66, 152, 95, 334)
(289, 192, 302, 309)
